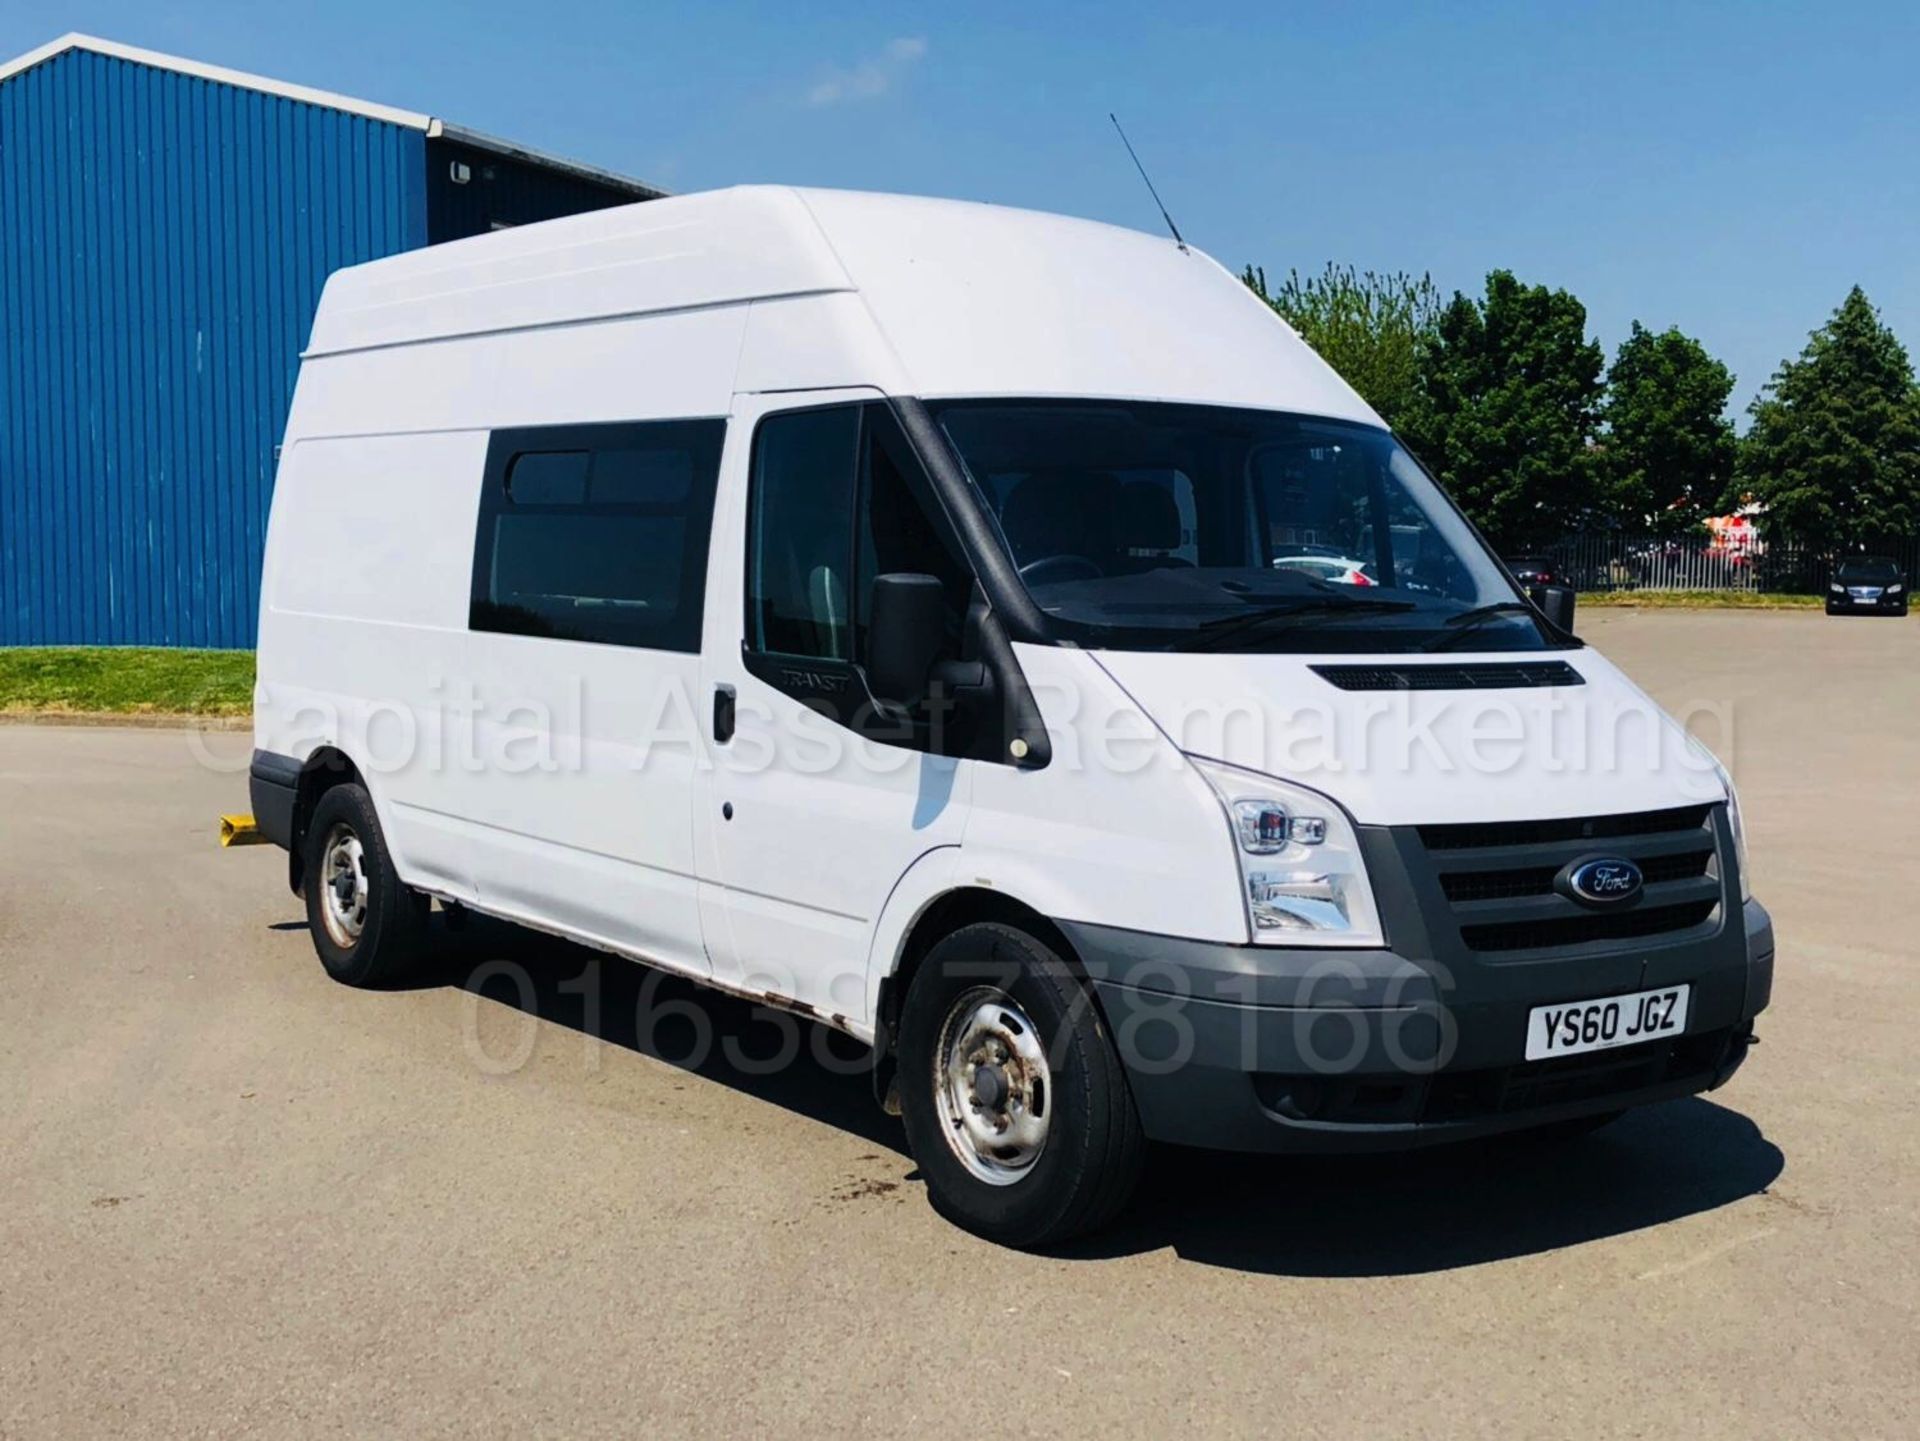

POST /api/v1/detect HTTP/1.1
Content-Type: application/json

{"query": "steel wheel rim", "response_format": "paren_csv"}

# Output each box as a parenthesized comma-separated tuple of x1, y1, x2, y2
(933, 986, 1051, 1186)
(320, 822, 369, 948)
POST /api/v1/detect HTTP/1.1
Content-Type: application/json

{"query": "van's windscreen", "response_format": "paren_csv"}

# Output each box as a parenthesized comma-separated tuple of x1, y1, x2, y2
(932, 401, 1562, 655)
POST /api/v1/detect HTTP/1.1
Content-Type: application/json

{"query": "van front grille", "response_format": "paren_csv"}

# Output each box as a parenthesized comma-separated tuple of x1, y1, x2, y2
(1438, 847, 1711, 904)
(1416, 805, 1723, 956)
(1418, 805, 1711, 851)
(1459, 899, 1720, 954)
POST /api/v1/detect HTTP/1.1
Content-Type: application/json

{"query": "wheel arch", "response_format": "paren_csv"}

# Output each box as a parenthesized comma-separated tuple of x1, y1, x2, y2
(880, 886, 1084, 1019)
(287, 745, 364, 895)
(866, 871, 1095, 1114)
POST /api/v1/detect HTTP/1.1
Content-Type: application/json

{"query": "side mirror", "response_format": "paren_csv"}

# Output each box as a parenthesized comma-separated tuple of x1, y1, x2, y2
(867, 573, 946, 708)
(1529, 581, 1577, 635)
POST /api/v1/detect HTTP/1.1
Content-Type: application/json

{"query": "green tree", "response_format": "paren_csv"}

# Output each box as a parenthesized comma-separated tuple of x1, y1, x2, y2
(1598, 322, 1738, 536)
(1242, 262, 1440, 431)
(1400, 270, 1605, 547)
(1736, 286, 1920, 542)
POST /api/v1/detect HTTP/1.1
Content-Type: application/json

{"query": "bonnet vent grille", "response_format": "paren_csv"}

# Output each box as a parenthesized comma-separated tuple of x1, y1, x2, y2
(1310, 660, 1585, 692)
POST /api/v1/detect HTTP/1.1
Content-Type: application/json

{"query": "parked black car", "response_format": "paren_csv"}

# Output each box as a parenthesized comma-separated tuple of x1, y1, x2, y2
(1827, 556, 1909, 616)
(1504, 555, 1577, 632)
(1506, 555, 1561, 587)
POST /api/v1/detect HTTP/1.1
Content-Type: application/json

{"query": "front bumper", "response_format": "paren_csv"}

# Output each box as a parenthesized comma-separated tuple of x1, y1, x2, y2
(1827, 590, 1906, 613)
(1069, 898, 1773, 1154)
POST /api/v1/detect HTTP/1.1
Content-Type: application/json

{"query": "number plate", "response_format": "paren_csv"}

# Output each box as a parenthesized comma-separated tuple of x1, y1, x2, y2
(1525, 985, 1690, 1061)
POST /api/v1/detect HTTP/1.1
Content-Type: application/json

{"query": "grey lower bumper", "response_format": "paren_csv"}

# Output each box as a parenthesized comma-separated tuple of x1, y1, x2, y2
(248, 750, 300, 851)
(1067, 898, 1774, 1154)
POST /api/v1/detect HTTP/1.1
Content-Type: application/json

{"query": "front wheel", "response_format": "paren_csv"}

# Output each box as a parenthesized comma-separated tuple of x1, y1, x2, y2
(896, 922, 1144, 1247)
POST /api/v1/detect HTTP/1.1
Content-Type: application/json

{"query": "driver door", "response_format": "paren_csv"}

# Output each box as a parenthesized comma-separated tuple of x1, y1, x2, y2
(694, 391, 976, 1027)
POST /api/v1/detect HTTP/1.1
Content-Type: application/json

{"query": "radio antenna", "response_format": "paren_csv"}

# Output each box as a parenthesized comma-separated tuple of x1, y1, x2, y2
(1109, 113, 1187, 252)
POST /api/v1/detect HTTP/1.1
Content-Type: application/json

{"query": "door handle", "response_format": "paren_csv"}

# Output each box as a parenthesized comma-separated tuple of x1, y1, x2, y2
(712, 683, 736, 744)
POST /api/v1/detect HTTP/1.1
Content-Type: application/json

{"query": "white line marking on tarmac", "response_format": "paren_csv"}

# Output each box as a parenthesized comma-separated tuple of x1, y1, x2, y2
(1636, 1227, 1777, 1282)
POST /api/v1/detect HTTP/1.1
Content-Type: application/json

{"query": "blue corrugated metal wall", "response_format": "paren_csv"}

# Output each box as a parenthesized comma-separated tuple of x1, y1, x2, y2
(0, 47, 427, 648)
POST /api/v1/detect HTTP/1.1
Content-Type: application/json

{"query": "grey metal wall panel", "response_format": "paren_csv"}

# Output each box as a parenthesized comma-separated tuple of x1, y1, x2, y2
(424, 135, 639, 244)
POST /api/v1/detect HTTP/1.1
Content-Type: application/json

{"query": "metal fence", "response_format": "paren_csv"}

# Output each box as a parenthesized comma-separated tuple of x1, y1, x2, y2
(1542, 532, 1920, 594)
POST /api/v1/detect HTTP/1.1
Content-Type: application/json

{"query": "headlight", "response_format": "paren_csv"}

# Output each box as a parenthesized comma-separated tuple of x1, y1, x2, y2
(1829, 583, 1845, 593)
(1190, 757, 1385, 946)
(1890, 582, 1905, 594)
(1712, 757, 1752, 903)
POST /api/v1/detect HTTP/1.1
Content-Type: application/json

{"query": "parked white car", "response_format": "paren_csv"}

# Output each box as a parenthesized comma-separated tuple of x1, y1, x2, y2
(1273, 552, 1376, 586)
(249, 187, 1773, 1245)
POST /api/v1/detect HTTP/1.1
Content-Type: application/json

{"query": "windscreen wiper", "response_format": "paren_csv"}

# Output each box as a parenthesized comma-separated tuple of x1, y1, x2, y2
(1182, 596, 1417, 653)
(1422, 601, 1542, 651)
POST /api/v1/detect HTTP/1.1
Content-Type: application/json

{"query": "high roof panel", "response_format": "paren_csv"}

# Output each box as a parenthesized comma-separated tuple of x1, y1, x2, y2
(304, 186, 853, 356)
(792, 187, 1379, 419)
(302, 182, 1381, 425)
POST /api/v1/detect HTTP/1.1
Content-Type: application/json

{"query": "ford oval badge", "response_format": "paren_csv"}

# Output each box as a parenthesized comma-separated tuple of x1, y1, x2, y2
(1565, 857, 1644, 907)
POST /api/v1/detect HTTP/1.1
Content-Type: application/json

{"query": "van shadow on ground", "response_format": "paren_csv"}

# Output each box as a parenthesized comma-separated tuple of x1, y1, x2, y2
(1067, 1098, 1782, 1275)
(409, 911, 908, 1155)
(317, 911, 1787, 1277)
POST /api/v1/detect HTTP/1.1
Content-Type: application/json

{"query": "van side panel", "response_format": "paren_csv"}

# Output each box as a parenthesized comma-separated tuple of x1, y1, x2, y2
(255, 430, 486, 898)
(454, 630, 709, 973)
(288, 305, 751, 437)
(260, 304, 753, 975)
(265, 434, 481, 630)
(733, 293, 907, 396)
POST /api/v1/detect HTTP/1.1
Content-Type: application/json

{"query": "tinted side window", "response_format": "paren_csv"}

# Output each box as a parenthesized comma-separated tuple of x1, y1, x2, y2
(591, 446, 693, 505)
(471, 419, 723, 652)
(747, 407, 860, 659)
(507, 450, 589, 504)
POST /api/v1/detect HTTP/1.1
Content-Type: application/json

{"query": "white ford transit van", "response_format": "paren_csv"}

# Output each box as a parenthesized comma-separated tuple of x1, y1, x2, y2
(250, 187, 1772, 1246)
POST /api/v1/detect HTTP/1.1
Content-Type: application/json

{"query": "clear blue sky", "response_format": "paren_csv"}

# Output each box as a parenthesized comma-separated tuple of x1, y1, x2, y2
(9, 1, 1917, 416)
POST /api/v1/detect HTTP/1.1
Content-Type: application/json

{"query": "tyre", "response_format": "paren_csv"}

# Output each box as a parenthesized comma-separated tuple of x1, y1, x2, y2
(302, 782, 429, 988)
(896, 922, 1144, 1247)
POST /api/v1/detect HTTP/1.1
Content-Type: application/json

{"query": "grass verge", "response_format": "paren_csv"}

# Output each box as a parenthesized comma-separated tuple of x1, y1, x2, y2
(1578, 590, 1825, 610)
(0, 647, 255, 717)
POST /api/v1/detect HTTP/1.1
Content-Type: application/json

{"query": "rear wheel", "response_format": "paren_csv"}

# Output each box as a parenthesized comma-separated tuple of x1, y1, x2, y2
(302, 783, 428, 988)
(897, 922, 1144, 1247)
